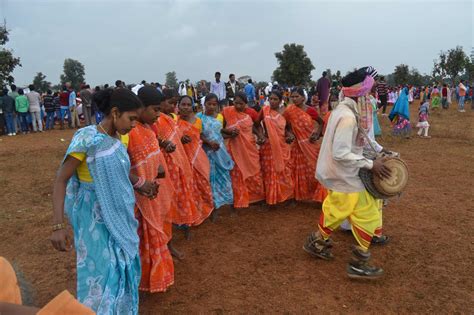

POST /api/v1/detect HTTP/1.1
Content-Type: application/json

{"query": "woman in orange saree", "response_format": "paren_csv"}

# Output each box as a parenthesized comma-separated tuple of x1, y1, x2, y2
(152, 89, 201, 229)
(283, 88, 324, 202)
(221, 92, 265, 209)
(256, 91, 294, 205)
(128, 86, 174, 292)
(177, 95, 213, 225)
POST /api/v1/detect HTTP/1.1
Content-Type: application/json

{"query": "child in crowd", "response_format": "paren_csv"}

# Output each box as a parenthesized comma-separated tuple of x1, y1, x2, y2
(416, 100, 430, 138)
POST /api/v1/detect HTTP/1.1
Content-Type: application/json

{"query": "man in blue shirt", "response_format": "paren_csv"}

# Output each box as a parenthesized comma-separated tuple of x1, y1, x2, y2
(244, 79, 257, 110)
(68, 86, 80, 128)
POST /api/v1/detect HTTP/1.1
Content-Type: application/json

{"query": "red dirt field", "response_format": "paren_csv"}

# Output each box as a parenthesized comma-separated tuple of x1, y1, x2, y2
(0, 101, 473, 314)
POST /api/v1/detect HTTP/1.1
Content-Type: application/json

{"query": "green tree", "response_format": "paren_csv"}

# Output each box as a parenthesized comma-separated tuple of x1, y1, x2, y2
(272, 43, 315, 86)
(32, 72, 51, 93)
(433, 46, 469, 82)
(0, 23, 21, 87)
(60, 58, 85, 91)
(165, 71, 178, 89)
(392, 64, 410, 85)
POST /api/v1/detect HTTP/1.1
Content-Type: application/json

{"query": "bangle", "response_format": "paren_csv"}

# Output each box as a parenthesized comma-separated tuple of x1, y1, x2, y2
(133, 177, 145, 189)
(52, 222, 66, 232)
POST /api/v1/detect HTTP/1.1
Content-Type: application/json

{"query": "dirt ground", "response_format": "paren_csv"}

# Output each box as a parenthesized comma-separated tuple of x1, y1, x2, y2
(1, 100, 473, 314)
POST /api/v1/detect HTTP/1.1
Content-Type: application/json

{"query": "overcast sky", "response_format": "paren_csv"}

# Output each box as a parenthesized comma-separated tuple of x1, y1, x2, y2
(2, 0, 473, 87)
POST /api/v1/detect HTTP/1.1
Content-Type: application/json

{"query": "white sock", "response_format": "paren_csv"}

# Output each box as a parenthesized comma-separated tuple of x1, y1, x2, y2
(424, 127, 429, 137)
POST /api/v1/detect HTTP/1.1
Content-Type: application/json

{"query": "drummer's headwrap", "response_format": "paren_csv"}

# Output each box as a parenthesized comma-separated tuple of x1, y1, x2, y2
(341, 67, 378, 146)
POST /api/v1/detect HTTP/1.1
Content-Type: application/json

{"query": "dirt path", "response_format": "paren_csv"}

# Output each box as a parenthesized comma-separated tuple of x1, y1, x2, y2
(1, 103, 473, 313)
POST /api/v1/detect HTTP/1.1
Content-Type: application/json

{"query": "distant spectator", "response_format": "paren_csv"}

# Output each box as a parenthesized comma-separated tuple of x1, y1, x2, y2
(26, 85, 43, 132)
(68, 86, 80, 128)
(15, 89, 30, 134)
(210, 71, 226, 101)
(1, 89, 16, 135)
(43, 89, 55, 130)
(80, 84, 94, 125)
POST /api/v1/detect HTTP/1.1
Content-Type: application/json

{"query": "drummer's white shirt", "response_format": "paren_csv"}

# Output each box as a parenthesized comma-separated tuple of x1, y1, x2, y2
(316, 97, 373, 193)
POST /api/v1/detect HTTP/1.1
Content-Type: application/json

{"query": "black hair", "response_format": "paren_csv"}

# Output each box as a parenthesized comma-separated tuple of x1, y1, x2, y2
(162, 88, 179, 101)
(270, 90, 283, 100)
(380, 76, 385, 81)
(47, 89, 52, 95)
(205, 93, 218, 104)
(248, 79, 252, 83)
(141, 80, 146, 84)
(18, 89, 24, 95)
(234, 91, 248, 103)
(291, 87, 305, 97)
(178, 95, 193, 105)
(229, 73, 235, 78)
(28, 84, 35, 91)
(62, 85, 67, 91)
(104, 84, 109, 89)
(115, 80, 122, 87)
(137, 85, 164, 107)
(322, 71, 327, 77)
(215, 72, 221, 76)
(93, 88, 143, 115)
(53, 92, 59, 97)
(95, 86, 100, 92)
(10, 84, 17, 91)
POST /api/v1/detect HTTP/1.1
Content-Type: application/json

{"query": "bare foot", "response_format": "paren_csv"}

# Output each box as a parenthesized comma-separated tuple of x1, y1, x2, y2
(168, 242, 185, 260)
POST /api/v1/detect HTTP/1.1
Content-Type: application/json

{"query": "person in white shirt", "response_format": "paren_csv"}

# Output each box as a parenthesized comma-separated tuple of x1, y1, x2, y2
(303, 67, 392, 280)
(26, 85, 43, 132)
(210, 71, 226, 102)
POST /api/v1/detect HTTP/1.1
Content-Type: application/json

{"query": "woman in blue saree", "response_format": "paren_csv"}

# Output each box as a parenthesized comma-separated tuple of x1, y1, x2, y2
(196, 93, 234, 221)
(389, 87, 411, 138)
(51, 88, 155, 314)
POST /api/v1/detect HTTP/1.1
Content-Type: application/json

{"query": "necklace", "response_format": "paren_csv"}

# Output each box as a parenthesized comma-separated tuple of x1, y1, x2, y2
(98, 123, 119, 139)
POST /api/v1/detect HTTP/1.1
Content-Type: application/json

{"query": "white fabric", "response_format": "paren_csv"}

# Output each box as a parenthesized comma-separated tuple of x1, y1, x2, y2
(316, 97, 373, 193)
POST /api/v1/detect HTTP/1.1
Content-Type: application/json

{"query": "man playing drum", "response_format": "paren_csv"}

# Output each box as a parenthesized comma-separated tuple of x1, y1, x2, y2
(303, 67, 392, 279)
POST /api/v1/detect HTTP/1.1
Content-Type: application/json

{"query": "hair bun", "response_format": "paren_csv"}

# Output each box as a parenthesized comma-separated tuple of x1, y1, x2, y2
(94, 88, 114, 114)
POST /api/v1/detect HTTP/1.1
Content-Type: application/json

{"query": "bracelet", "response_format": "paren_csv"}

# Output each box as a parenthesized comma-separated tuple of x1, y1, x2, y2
(133, 177, 145, 189)
(52, 222, 66, 232)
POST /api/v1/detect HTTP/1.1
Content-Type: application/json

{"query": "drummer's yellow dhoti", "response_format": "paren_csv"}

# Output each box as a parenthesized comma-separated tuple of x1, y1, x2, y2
(318, 190, 382, 250)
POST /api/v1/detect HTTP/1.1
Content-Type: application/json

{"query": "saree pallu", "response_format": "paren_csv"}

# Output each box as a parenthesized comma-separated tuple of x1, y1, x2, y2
(178, 118, 214, 225)
(153, 114, 201, 225)
(128, 123, 174, 293)
(222, 107, 264, 208)
(260, 106, 293, 204)
(196, 113, 234, 209)
(283, 104, 323, 201)
(64, 126, 140, 314)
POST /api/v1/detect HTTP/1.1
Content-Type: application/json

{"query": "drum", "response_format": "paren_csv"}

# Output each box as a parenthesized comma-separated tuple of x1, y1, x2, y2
(359, 157, 409, 199)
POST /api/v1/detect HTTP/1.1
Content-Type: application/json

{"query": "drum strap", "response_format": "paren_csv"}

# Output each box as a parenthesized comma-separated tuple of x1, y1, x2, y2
(341, 104, 378, 155)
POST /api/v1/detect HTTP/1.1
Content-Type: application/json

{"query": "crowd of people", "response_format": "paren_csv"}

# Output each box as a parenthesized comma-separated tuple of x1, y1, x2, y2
(0, 67, 471, 314)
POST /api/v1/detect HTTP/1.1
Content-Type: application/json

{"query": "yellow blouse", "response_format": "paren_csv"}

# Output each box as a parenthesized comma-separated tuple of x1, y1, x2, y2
(69, 134, 129, 182)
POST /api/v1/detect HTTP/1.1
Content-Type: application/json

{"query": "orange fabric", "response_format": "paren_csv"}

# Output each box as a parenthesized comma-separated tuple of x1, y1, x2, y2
(222, 106, 264, 207)
(283, 104, 322, 201)
(0, 257, 22, 305)
(153, 114, 200, 225)
(178, 117, 214, 225)
(38, 290, 94, 315)
(128, 123, 174, 292)
(260, 106, 293, 204)
(222, 106, 260, 180)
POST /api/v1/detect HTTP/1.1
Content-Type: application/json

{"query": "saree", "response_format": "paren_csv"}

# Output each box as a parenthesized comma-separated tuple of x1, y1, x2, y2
(64, 125, 140, 315)
(389, 87, 411, 136)
(222, 106, 264, 208)
(196, 112, 234, 209)
(177, 117, 214, 225)
(128, 122, 174, 293)
(153, 114, 201, 225)
(283, 104, 323, 201)
(369, 95, 382, 136)
(260, 105, 293, 204)
(431, 88, 441, 108)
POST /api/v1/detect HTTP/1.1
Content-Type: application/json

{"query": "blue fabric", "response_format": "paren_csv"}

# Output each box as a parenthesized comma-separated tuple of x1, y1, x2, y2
(5, 112, 15, 133)
(197, 113, 234, 209)
(389, 87, 410, 121)
(244, 83, 256, 101)
(64, 126, 140, 314)
(69, 90, 77, 107)
(373, 109, 381, 136)
(45, 111, 55, 129)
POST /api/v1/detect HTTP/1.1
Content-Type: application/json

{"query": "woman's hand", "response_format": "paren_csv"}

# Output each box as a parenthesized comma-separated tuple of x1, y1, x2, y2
(256, 137, 266, 145)
(309, 130, 322, 143)
(51, 229, 73, 252)
(208, 141, 220, 151)
(156, 165, 166, 179)
(285, 133, 295, 144)
(181, 135, 192, 144)
(163, 140, 176, 153)
(137, 180, 159, 199)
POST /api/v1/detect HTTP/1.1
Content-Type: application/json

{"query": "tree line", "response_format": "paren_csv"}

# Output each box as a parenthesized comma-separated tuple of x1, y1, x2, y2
(1, 22, 473, 92)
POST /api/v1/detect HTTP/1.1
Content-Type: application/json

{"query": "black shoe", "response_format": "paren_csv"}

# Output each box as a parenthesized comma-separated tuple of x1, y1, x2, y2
(371, 235, 390, 245)
(347, 260, 384, 280)
(303, 232, 334, 261)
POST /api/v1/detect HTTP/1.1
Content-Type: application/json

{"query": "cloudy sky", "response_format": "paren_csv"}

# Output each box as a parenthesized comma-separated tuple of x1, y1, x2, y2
(2, 0, 473, 87)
